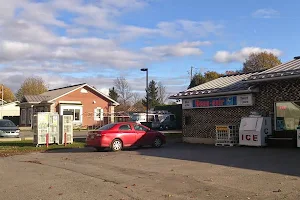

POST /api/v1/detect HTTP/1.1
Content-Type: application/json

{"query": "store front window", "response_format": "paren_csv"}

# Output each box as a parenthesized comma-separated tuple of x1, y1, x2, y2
(275, 102, 300, 131)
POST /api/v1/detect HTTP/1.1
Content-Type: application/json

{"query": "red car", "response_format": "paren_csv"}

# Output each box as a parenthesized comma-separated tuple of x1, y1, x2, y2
(85, 122, 166, 151)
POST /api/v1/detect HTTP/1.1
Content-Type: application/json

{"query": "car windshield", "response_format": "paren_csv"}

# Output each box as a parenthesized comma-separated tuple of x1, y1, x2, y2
(0, 120, 16, 127)
(97, 123, 116, 130)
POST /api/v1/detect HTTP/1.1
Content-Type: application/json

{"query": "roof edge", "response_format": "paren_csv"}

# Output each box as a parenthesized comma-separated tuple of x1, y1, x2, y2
(244, 74, 300, 83)
(169, 88, 259, 99)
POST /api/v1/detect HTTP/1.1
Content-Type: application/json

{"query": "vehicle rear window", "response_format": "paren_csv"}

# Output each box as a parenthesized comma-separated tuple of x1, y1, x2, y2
(98, 123, 116, 130)
(0, 120, 16, 127)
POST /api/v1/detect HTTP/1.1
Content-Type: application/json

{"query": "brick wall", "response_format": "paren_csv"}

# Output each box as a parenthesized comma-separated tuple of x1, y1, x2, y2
(54, 86, 111, 127)
(182, 78, 300, 139)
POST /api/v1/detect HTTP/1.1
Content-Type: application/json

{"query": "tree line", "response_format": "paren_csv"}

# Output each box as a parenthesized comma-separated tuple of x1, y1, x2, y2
(188, 52, 282, 89)
(0, 51, 281, 106)
(109, 77, 169, 112)
(0, 77, 48, 103)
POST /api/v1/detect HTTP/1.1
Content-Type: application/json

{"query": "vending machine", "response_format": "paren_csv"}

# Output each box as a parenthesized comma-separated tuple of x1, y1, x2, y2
(49, 113, 60, 144)
(33, 112, 60, 146)
(59, 115, 73, 145)
(239, 115, 272, 147)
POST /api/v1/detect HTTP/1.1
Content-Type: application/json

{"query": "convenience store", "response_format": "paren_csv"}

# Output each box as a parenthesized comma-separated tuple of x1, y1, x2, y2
(170, 56, 300, 147)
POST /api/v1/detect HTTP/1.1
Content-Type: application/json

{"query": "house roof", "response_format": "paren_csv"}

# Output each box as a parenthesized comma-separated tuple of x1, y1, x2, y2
(23, 95, 50, 103)
(244, 57, 300, 82)
(170, 72, 257, 99)
(21, 83, 119, 105)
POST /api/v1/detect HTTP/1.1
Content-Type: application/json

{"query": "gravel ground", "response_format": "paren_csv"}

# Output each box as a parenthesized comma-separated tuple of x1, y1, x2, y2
(0, 140, 300, 200)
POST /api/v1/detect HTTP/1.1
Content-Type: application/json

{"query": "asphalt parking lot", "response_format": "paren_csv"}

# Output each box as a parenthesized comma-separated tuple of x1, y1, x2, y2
(1, 140, 300, 200)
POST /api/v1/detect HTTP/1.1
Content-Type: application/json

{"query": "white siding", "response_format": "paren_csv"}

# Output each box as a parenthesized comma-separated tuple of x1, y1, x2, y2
(0, 102, 20, 119)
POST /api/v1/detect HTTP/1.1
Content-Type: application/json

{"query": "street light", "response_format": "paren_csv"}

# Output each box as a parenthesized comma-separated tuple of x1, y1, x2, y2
(140, 68, 149, 122)
(0, 85, 3, 119)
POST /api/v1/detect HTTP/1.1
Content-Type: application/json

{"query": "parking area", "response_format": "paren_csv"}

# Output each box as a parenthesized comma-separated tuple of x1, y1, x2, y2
(0, 140, 300, 200)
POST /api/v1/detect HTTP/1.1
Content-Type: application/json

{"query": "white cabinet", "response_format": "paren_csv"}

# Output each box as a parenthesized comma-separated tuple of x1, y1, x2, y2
(239, 116, 272, 146)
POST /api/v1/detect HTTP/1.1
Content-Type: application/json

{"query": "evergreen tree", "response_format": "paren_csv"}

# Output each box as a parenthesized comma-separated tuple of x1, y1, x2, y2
(109, 87, 119, 101)
(142, 80, 160, 109)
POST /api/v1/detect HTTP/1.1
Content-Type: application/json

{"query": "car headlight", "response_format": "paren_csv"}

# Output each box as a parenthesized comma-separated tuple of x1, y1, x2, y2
(16, 130, 20, 133)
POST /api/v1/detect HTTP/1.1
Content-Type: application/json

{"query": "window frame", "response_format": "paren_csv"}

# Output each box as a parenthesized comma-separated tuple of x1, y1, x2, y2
(60, 105, 83, 123)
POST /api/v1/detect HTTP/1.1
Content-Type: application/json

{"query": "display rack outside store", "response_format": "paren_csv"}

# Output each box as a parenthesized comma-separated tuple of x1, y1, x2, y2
(215, 125, 239, 147)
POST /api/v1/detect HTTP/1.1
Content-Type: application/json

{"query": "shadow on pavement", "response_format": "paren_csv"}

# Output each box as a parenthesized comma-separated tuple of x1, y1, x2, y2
(45, 139, 300, 177)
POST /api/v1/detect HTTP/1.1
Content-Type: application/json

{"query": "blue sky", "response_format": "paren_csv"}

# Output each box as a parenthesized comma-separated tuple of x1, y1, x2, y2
(0, 0, 299, 99)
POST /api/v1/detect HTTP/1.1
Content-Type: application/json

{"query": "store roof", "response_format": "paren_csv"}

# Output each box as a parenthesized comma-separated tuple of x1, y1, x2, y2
(244, 57, 300, 82)
(170, 72, 257, 99)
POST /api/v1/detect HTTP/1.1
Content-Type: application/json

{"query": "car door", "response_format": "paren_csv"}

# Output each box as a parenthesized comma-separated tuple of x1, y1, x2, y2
(118, 124, 136, 146)
(134, 124, 148, 145)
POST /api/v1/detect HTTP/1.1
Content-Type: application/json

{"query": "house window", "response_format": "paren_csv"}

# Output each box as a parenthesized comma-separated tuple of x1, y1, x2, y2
(94, 107, 104, 121)
(275, 101, 300, 131)
(63, 109, 81, 121)
(28, 108, 32, 124)
(21, 109, 26, 124)
(61, 105, 82, 123)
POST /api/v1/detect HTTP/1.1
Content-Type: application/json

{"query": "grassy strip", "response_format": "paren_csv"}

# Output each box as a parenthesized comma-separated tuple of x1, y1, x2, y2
(0, 140, 85, 157)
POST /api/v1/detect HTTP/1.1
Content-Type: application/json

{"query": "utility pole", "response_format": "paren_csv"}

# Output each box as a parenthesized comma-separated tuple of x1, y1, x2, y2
(190, 66, 193, 81)
(1, 85, 3, 119)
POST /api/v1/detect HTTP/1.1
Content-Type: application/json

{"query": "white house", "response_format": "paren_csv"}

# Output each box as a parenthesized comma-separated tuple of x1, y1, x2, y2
(0, 101, 20, 119)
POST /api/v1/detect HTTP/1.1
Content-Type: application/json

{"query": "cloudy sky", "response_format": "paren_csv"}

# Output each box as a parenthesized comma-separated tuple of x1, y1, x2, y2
(0, 0, 299, 97)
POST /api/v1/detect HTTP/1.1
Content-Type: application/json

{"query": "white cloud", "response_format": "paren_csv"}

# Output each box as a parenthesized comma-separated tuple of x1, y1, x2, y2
(214, 47, 282, 63)
(157, 20, 223, 38)
(0, 0, 218, 95)
(252, 9, 280, 19)
(142, 41, 211, 58)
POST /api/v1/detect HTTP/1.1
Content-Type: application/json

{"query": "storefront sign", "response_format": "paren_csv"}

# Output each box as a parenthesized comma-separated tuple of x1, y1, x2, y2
(182, 94, 253, 109)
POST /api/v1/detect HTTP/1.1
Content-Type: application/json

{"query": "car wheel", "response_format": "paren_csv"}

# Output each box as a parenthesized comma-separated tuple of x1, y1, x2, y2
(111, 139, 123, 152)
(152, 137, 162, 148)
(95, 147, 105, 152)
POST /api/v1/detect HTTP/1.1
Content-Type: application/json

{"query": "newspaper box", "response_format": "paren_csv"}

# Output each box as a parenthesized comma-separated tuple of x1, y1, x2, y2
(239, 115, 272, 146)
(59, 115, 73, 145)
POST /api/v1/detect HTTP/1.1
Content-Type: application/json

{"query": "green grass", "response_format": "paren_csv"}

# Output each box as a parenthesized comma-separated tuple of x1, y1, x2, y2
(0, 140, 85, 157)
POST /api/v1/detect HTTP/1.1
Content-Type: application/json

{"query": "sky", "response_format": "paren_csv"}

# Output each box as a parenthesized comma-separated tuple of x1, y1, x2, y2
(0, 0, 300, 99)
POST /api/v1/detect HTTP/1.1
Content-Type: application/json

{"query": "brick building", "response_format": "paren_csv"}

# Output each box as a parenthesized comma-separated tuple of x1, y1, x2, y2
(19, 83, 119, 128)
(170, 56, 300, 146)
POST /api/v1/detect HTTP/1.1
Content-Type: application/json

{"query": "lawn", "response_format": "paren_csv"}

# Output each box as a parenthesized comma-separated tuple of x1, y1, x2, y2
(0, 140, 85, 157)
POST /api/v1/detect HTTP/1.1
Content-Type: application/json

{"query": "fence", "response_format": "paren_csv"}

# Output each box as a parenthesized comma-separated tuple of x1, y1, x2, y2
(73, 111, 131, 130)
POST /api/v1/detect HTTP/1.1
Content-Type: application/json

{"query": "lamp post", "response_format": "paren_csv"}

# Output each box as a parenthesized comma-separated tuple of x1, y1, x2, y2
(140, 68, 149, 122)
(0, 85, 3, 119)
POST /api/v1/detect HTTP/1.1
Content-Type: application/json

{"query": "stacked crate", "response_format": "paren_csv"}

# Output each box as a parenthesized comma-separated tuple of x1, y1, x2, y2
(215, 125, 239, 146)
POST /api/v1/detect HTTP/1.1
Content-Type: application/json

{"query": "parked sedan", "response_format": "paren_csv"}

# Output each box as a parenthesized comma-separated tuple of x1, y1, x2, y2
(86, 122, 166, 151)
(0, 119, 20, 138)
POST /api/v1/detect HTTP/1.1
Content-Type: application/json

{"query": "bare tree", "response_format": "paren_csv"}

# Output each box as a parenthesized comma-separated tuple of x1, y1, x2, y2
(114, 77, 133, 106)
(131, 92, 141, 105)
(157, 82, 167, 105)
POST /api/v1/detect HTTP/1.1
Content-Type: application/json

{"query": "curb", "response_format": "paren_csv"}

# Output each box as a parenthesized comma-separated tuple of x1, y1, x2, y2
(0, 138, 22, 142)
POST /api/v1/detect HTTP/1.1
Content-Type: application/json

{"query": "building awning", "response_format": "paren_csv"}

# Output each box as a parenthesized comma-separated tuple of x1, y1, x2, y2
(59, 101, 82, 105)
